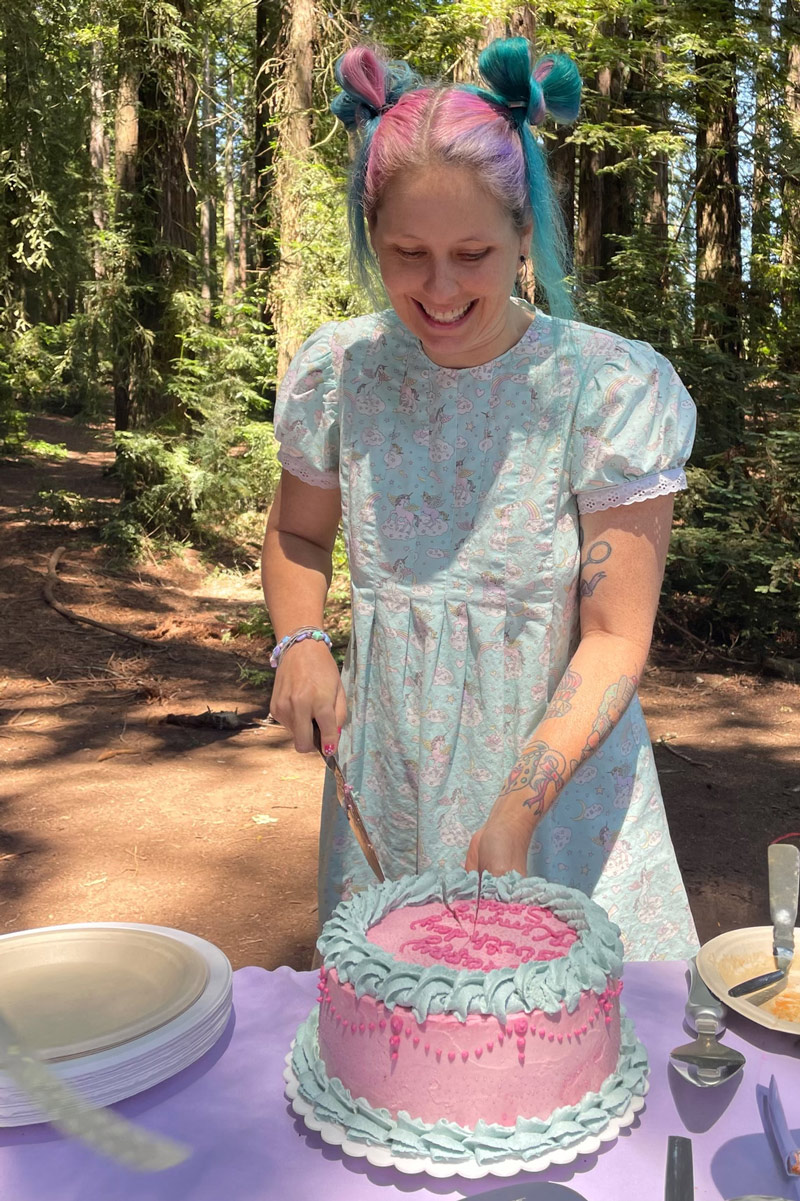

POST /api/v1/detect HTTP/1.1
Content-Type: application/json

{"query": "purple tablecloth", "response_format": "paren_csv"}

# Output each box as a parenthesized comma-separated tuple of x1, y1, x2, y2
(1, 962, 799, 1200)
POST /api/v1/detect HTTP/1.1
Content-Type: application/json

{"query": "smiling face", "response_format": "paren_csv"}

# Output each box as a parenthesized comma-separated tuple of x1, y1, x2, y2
(369, 164, 533, 369)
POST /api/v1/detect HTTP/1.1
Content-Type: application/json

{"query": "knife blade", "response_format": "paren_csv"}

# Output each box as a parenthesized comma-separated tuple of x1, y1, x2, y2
(472, 868, 483, 939)
(312, 721, 385, 882)
(665, 1134, 693, 1201)
(729, 844, 799, 998)
(769, 844, 800, 967)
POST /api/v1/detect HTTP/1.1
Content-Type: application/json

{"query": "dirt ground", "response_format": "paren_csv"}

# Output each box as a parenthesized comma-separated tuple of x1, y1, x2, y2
(1, 415, 798, 969)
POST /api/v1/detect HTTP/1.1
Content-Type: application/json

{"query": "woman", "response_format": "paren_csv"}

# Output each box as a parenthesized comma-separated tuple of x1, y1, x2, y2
(262, 38, 698, 959)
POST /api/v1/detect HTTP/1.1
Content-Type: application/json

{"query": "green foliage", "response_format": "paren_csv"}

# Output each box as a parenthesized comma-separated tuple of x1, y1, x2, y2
(665, 419, 800, 658)
(32, 488, 99, 521)
(108, 413, 282, 559)
(23, 441, 69, 460)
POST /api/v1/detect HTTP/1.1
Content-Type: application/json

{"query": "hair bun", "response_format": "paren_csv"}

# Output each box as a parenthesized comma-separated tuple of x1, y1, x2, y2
(533, 54, 582, 123)
(331, 47, 419, 130)
(478, 37, 581, 127)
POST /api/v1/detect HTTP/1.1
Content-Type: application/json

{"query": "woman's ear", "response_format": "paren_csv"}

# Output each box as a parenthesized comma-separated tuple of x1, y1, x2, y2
(519, 221, 533, 258)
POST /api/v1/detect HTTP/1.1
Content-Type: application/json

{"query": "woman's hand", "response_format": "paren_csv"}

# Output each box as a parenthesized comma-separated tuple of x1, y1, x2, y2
(268, 640, 347, 754)
(465, 806, 531, 877)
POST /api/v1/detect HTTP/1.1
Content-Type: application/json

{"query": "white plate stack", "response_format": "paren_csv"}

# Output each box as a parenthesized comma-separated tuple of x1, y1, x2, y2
(0, 922, 233, 1126)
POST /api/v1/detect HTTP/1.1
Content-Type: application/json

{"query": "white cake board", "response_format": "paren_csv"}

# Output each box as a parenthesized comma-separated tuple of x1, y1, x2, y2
(284, 1048, 648, 1181)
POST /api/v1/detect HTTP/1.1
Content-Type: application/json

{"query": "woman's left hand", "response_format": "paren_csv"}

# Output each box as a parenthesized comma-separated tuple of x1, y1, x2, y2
(465, 809, 530, 877)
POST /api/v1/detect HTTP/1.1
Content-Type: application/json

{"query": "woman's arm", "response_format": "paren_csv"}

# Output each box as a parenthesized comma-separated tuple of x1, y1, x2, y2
(467, 494, 674, 875)
(261, 470, 346, 753)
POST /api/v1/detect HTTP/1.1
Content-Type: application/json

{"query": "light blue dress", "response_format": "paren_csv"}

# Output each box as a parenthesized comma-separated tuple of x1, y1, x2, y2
(274, 306, 699, 960)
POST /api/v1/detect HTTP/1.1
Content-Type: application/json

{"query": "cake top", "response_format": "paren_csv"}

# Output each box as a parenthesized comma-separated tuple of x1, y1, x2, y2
(318, 869, 623, 1023)
(367, 898, 578, 971)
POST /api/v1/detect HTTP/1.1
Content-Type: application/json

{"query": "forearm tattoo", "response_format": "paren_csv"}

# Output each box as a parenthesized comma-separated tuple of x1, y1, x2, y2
(499, 740, 568, 817)
(546, 667, 582, 718)
(578, 673, 638, 763)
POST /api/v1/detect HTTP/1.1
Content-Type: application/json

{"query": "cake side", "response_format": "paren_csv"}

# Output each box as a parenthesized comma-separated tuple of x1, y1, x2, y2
(291, 1009, 648, 1166)
(317, 967, 622, 1127)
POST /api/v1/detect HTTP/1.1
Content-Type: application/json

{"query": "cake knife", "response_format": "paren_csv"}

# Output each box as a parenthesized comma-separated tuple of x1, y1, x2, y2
(312, 721, 385, 882)
(729, 844, 799, 998)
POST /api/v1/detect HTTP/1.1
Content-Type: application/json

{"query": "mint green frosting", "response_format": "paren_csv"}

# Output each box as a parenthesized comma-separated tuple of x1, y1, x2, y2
(291, 1008, 649, 1166)
(317, 869, 623, 1023)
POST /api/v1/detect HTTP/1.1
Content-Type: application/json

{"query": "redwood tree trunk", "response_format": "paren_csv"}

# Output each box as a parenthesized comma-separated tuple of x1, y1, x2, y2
(113, 0, 198, 431)
(89, 23, 109, 281)
(254, 0, 280, 315)
(272, 0, 316, 378)
(780, 0, 800, 367)
(694, 44, 743, 360)
(199, 37, 218, 320)
(223, 58, 237, 312)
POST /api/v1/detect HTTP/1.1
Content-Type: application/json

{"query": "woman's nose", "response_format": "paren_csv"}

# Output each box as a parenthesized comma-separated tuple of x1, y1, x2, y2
(423, 258, 460, 301)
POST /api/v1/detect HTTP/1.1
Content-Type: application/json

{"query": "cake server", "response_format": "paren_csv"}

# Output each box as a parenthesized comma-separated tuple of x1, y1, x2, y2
(669, 957, 745, 1086)
(729, 844, 799, 998)
(312, 721, 385, 882)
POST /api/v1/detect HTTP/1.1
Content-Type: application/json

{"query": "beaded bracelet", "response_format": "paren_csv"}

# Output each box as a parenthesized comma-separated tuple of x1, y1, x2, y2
(269, 626, 333, 669)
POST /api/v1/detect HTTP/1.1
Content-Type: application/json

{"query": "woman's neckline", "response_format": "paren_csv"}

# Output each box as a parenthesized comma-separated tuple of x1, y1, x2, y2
(394, 302, 544, 372)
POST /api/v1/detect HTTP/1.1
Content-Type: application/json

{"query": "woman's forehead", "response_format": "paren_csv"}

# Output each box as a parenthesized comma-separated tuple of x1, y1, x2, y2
(373, 164, 516, 239)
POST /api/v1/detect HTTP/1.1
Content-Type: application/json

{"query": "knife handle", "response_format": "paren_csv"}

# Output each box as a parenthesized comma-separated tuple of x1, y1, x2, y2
(686, 957, 725, 1034)
(665, 1134, 693, 1201)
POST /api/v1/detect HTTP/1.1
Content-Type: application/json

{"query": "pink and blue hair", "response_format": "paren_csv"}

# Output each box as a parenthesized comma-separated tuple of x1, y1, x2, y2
(330, 39, 582, 318)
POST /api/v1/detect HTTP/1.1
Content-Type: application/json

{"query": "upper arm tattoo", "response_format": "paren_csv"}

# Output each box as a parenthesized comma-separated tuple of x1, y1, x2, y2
(580, 538, 612, 598)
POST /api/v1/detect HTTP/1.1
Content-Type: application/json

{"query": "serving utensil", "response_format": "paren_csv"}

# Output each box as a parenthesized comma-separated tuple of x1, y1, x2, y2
(665, 1134, 693, 1201)
(0, 1006, 188, 1170)
(669, 957, 746, 1086)
(762, 1075, 800, 1178)
(311, 721, 385, 882)
(729, 844, 800, 998)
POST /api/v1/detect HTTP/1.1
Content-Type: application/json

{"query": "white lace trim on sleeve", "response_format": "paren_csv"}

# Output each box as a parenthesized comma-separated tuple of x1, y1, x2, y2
(576, 467, 687, 514)
(277, 447, 339, 490)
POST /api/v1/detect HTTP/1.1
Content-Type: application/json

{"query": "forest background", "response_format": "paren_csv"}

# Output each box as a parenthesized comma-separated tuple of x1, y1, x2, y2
(2, 0, 800, 665)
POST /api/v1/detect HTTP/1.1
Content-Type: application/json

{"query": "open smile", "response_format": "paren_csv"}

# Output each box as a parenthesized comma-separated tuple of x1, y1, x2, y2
(414, 299, 477, 328)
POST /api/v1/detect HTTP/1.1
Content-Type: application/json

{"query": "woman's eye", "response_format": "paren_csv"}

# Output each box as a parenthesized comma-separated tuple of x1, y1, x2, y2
(397, 248, 424, 259)
(461, 251, 489, 261)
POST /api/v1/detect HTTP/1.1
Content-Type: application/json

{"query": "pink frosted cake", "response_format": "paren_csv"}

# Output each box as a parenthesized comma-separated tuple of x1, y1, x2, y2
(289, 870, 648, 1167)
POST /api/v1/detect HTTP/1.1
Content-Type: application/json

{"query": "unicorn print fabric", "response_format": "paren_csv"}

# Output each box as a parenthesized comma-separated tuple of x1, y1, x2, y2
(274, 305, 698, 960)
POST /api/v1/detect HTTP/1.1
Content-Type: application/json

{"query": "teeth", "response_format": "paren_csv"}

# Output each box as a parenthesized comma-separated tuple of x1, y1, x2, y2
(421, 302, 471, 324)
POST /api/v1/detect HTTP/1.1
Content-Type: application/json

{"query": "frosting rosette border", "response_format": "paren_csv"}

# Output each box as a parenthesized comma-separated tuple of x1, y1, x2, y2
(290, 1008, 649, 1166)
(317, 869, 624, 1022)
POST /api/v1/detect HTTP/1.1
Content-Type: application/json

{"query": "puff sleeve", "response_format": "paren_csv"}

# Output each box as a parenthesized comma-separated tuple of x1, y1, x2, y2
(273, 323, 341, 489)
(569, 337, 696, 514)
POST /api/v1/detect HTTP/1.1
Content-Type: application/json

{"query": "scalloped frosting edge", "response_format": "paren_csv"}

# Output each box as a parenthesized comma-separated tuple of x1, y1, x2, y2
(317, 868, 624, 1021)
(290, 1007, 649, 1166)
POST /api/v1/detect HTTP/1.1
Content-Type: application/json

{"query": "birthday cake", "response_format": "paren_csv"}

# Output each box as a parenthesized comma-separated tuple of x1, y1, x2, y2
(287, 870, 648, 1168)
